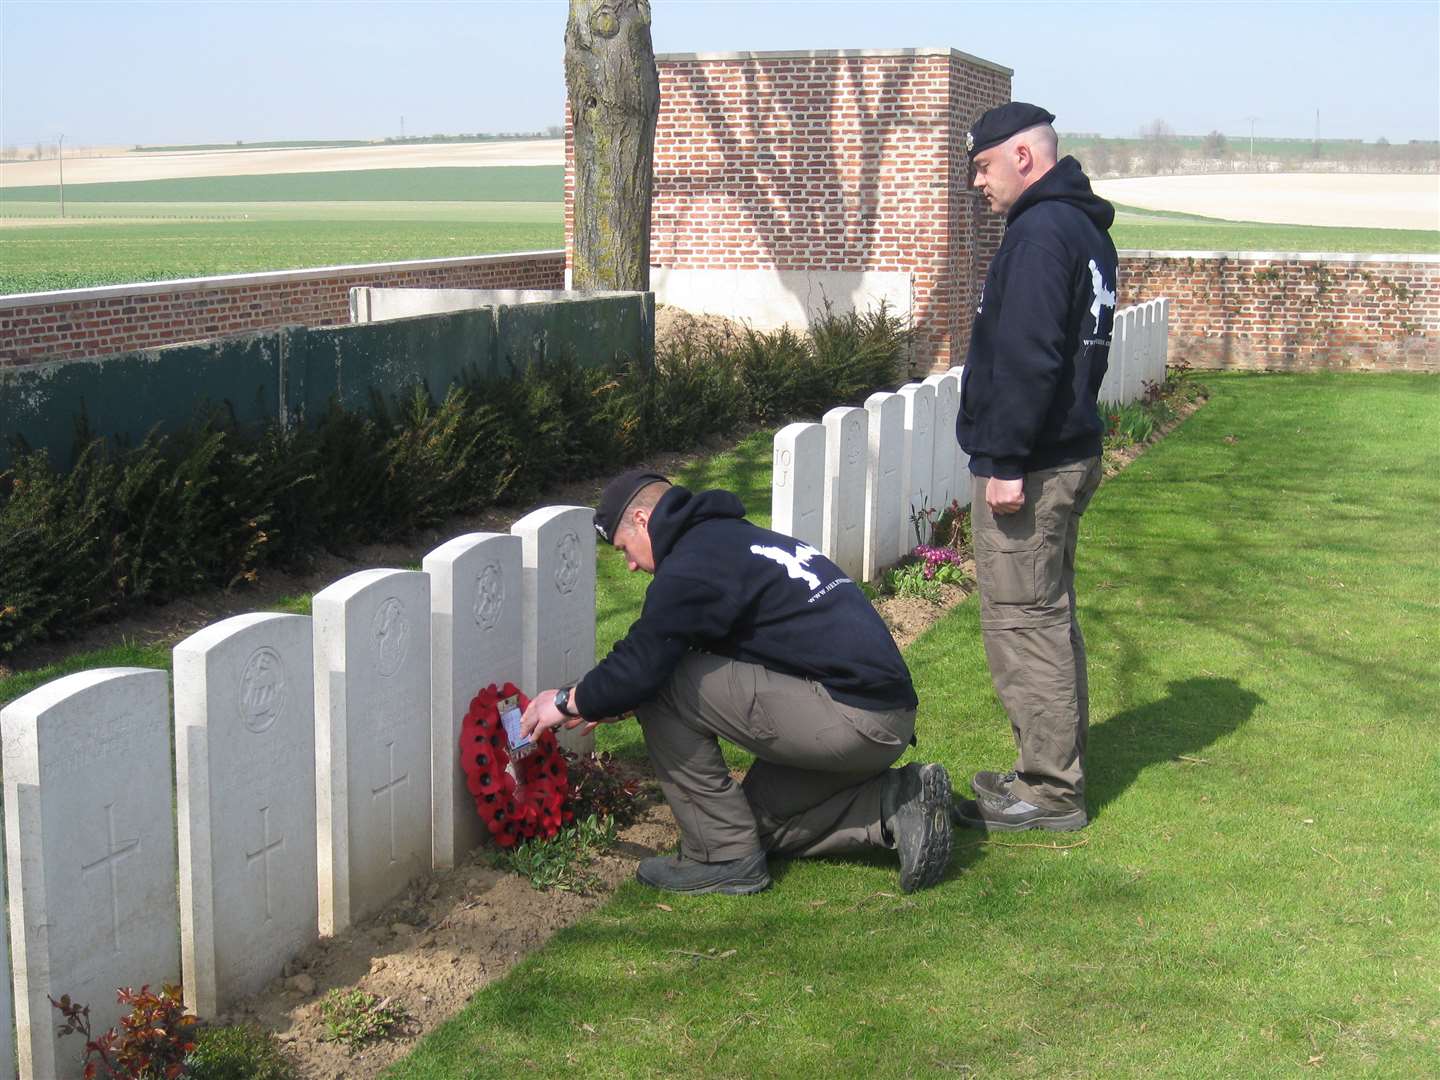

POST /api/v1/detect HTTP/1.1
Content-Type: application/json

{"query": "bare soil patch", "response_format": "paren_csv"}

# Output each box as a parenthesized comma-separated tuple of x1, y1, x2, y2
(0, 139, 565, 188)
(1094, 173, 1439, 231)
(214, 798, 677, 1080)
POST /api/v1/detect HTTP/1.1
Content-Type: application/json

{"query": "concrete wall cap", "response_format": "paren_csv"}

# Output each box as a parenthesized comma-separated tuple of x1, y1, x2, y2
(1118, 249, 1440, 265)
(656, 46, 1012, 75)
(0, 250, 567, 310)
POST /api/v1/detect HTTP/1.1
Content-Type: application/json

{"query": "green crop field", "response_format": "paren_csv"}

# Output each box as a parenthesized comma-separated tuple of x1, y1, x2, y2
(2, 166, 1433, 296)
(0, 165, 563, 205)
(0, 208, 564, 294)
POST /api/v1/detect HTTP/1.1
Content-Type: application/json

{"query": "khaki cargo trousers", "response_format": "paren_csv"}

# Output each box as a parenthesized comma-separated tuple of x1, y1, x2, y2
(972, 458, 1102, 811)
(635, 654, 916, 863)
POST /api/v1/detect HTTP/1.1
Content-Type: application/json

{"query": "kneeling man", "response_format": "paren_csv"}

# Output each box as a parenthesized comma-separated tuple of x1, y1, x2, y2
(521, 469, 952, 895)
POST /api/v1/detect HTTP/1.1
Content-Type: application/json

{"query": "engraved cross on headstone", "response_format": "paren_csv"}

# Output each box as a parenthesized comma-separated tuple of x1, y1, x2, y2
(244, 805, 285, 921)
(81, 802, 140, 953)
(371, 740, 409, 864)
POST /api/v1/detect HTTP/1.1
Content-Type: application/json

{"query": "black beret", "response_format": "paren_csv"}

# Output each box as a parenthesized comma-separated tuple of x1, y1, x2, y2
(594, 468, 669, 543)
(966, 102, 1056, 156)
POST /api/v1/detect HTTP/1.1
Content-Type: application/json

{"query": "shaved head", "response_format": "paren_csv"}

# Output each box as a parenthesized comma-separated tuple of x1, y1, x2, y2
(1007, 122, 1059, 167)
(971, 122, 1060, 214)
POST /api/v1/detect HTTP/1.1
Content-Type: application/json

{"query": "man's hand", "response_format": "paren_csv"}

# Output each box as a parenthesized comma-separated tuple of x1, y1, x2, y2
(986, 476, 1026, 515)
(520, 688, 600, 740)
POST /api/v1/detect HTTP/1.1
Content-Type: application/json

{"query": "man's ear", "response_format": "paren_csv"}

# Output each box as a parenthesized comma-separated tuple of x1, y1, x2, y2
(1014, 140, 1033, 174)
(632, 506, 651, 533)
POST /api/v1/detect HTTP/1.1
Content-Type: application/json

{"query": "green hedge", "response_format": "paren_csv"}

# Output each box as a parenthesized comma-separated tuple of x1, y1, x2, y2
(0, 306, 908, 654)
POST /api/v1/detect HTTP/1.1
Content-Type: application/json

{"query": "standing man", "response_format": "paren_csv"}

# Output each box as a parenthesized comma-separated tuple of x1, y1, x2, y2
(952, 103, 1118, 832)
(521, 469, 953, 895)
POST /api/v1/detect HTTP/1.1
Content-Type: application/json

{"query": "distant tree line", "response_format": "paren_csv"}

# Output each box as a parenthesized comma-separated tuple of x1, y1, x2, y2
(380, 126, 565, 146)
(1066, 122, 1439, 178)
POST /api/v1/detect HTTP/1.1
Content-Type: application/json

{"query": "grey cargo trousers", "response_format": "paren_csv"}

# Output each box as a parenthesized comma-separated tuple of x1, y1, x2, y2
(635, 653, 916, 863)
(972, 458, 1102, 811)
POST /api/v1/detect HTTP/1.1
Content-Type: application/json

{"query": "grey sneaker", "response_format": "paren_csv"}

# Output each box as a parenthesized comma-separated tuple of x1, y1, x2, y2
(883, 763, 954, 893)
(635, 850, 771, 895)
(971, 769, 1016, 801)
(952, 791, 1087, 832)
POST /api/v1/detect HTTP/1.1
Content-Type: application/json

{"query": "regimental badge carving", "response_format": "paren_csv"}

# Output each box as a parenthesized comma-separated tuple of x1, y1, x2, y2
(239, 647, 287, 733)
(845, 426, 863, 467)
(918, 398, 932, 438)
(474, 561, 505, 630)
(372, 596, 410, 677)
(554, 531, 581, 595)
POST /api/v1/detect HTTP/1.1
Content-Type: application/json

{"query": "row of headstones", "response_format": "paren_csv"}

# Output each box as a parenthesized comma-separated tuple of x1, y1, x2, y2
(772, 368, 970, 582)
(771, 296, 1171, 579)
(1100, 298, 1171, 406)
(0, 506, 598, 1080)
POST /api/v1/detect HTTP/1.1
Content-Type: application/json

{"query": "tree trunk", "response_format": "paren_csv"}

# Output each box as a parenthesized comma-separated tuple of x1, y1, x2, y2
(565, 0, 659, 291)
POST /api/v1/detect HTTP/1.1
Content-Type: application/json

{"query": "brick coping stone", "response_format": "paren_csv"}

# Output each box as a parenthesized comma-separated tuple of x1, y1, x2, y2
(656, 46, 1013, 75)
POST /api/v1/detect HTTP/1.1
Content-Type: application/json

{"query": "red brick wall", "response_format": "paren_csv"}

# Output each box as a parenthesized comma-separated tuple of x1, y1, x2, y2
(0, 252, 566, 368)
(566, 48, 1013, 372)
(1119, 252, 1439, 372)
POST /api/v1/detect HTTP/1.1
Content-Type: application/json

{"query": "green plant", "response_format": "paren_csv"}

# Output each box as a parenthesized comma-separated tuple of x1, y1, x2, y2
(495, 813, 619, 893)
(319, 989, 410, 1049)
(50, 983, 198, 1080)
(883, 560, 942, 603)
(186, 1024, 296, 1080)
(563, 751, 646, 826)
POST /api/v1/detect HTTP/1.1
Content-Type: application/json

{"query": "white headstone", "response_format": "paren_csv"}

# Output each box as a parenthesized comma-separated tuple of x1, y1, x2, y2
(924, 372, 961, 513)
(898, 381, 936, 554)
(174, 613, 317, 1016)
(1127, 306, 1148, 403)
(1159, 297, 1171, 375)
(862, 392, 905, 581)
(314, 569, 432, 935)
(2, 669, 179, 1080)
(822, 406, 867, 580)
(0, 841, 10, 1080)
(771, 422, 825, 547)
(949, 365, 971, 507)
(1100, 307, 1126, 406)
(1146, 300, 1164, 388)
(425, 532, 523, 869)
(512, 506, 596, 755)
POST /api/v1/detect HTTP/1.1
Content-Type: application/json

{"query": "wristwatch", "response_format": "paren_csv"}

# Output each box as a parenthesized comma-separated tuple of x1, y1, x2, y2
(554, 685, 580, 718)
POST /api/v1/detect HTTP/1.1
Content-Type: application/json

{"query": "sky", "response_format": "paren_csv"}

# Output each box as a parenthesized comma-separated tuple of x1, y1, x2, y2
(2, 0, 1438, 149)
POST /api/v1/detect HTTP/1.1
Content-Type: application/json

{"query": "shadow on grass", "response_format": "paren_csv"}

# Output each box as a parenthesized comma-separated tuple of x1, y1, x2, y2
(1087, 676, 1263, 819)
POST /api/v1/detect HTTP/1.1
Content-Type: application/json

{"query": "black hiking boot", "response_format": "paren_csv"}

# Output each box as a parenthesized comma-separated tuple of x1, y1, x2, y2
(635, 850, 771, 895)
(882, 763, 954, 893)
(951, 790, 1088, 832)
(970, 769, 1016, 801)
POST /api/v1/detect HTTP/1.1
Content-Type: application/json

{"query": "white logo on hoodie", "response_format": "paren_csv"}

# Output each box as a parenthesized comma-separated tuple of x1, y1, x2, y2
(750, 542, 821, 591)
(1088, 259, 1116, 335)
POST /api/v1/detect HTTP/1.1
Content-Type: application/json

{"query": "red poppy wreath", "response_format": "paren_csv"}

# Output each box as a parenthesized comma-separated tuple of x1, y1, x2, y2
(459, 682, 572, 848)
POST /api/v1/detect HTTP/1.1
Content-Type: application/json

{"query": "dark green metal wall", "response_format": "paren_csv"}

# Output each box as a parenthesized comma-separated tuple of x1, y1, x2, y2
(0, 294, 654, 470)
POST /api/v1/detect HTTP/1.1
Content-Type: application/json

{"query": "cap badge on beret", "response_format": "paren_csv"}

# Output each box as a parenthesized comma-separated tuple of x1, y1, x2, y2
(965, 130, 975, 153)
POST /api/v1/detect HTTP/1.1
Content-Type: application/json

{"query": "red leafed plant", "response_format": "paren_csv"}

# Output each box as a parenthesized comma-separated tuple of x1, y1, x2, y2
(50, 983, 198, 1080)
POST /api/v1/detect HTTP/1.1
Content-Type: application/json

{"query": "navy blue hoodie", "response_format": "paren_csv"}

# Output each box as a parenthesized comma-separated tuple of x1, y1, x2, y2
(577, 486, 918, 717)
(958, 155, 1118, 480)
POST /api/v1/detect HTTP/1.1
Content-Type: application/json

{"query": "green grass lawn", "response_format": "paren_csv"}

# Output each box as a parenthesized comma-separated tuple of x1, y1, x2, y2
(378, 372, 1438, 1078)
